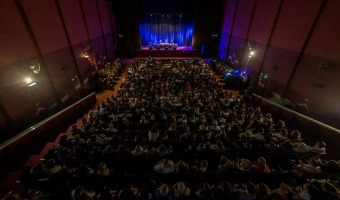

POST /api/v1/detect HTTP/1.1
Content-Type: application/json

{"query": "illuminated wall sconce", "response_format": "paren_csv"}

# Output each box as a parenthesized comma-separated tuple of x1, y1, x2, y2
(249, 51, 255, 58)
(83, 53, 90, 59)
(25, 77, 36, 87)
(25, 77, 32, 84)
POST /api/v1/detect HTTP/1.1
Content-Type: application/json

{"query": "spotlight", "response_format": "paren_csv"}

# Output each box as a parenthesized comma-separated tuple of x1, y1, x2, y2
(83, 53, 90, 59)
(242, 70, 247, 75)
(226, 72, 231, 77)
(150, 14, 152, 17)
(179, 14, 182, 18)
(25, 77, 32, 84)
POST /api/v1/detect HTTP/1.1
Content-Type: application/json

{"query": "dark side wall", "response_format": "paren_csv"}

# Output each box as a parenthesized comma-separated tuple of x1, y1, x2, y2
(0, 0, 116, 141)
(220, 0, 340, 129)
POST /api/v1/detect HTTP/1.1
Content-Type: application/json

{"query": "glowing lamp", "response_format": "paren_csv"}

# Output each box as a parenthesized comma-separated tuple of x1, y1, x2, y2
(25, 77, 32, 84)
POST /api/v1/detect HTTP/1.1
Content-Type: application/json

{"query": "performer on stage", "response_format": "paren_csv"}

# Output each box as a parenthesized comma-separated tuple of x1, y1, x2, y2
(165, 38, 168, 44)
(159, 40, 162, 44)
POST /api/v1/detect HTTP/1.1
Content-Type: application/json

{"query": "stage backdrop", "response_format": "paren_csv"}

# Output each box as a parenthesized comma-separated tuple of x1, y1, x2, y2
(139, 13, 193, 47)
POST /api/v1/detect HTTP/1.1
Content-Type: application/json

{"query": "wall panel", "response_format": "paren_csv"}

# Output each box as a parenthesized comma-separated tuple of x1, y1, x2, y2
(228, 0, 255, 57)
(59, 0, 89, 45)
(0, 0, 37, 67)
(20, 0, 68, 54)
(98, 0, 112, 34)
(219, 0, 237, 59)
(305, 0, 340, 60)
(82, 0, 103, 38)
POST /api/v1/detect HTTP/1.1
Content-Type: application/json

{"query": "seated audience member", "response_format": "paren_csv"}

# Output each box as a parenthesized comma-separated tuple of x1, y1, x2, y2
(320, 160, 340, 174)
(193, 160, 209, 173)
(293, 142, 310, 154)
(195, 183, 214, 199)
(148, 126, 160, 141)
(175, 160, 190, 173)
(97, 186, 118, 200)
(218, 156, 234, 174)
(157, 144, 172, 156)
(155, 183, 173, 200)
(97, 162, 110, 176)
(236, 158, 252, 172)
(236, 182, 257, 200)
(256, 182, 273, 200)
(71, 124, 84, 136)
(131, 145, 144, 156)
(295, 158, 322, 174)
(252, 157, 270, 173)
(309, 140, 326, 154)
(73, 185, 96, 200)
(144, 144, 157, 156)
(173, 182, 191, 199)
(119, 184, 139, 200)
(214, 181, 237, 199)
(45, 159, 63, 176)
(290, 130, 303, 146)
(154, 159, 175, 174)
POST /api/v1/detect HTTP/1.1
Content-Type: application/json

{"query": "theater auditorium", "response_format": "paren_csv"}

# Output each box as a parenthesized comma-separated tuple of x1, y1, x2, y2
(0, 0, 340, 199)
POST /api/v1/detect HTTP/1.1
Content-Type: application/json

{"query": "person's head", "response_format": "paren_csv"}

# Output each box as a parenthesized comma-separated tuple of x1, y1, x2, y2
(277, 120, 285, 128)
(257, 182, 270, 195)
(246, 182, 257, 195)
(315, 141, 326, 148)
(257, 157, 268, 170)
(201, 160, 208, 168)
(46, 159, 56, 169)
(176, 182, 186, 193)
(159, 183, 169, 197)
(291, 130, 301, 140)
(98, 162, 107, 171)
(244, 130, 253, 138)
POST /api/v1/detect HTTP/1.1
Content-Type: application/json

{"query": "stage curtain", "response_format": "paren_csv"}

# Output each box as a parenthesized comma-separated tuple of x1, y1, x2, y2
(192, 1, 223, 52)
(139, 13, 193, 46)
(111, 0, 141, 56)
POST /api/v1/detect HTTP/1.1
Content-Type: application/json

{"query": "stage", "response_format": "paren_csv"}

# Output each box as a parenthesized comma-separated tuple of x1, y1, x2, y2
(135, 46, 201, 57)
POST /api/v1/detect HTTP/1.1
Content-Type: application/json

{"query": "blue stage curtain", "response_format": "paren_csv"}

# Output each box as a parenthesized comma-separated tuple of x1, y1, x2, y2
(139, 13, 193, 47)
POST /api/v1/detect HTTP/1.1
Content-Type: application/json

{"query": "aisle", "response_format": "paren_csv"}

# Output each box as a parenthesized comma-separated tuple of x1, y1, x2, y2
(95, 59, 133, 106)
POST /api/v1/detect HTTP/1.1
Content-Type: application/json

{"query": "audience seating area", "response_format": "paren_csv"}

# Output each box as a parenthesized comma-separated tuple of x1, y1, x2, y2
(96, 59, 125, 90)
(3, 58, 340, 200)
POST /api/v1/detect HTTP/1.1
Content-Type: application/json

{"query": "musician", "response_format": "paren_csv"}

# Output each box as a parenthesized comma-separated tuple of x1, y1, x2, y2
(165, 39, 168, 44)
(159, 40, 162, 44)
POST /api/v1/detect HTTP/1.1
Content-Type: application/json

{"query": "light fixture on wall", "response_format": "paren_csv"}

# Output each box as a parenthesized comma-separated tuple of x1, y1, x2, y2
(24, 77, 36, 87)
(83, 52, 90, 59)
(25, 77, 32, 84)
(249, 51, 255, 57)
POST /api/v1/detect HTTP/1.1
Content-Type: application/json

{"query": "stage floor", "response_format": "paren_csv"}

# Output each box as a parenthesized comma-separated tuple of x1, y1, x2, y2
(136, 46, 201, 57)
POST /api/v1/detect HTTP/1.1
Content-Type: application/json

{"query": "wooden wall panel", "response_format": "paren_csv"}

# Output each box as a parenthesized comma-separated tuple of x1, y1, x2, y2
(229, 0, 255, 53)
(59, 0, 89, 45)
(305, 0, 340, 60)
(219, 0, 237, 59)
(20, 0, 68, 54)
(270, 0, 321, 52)
(98, 0, 112, 34)
(0, 0, 37, 67)
(82, 0, 103, 38)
